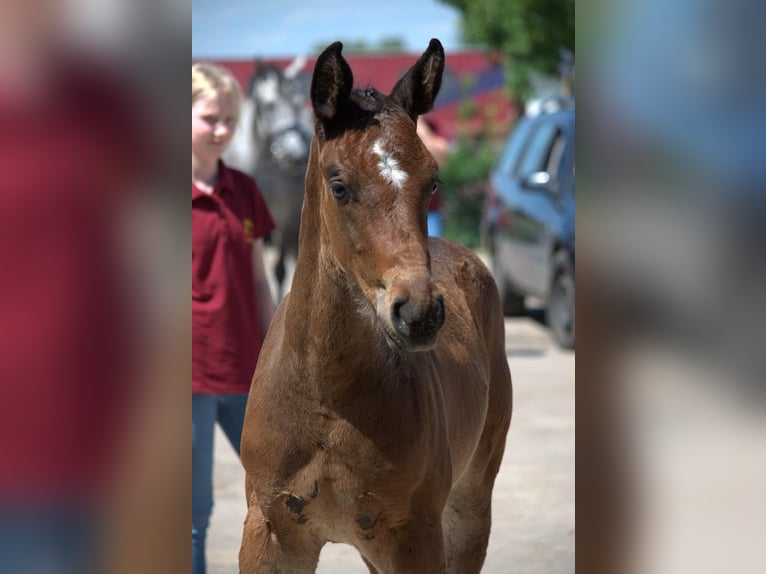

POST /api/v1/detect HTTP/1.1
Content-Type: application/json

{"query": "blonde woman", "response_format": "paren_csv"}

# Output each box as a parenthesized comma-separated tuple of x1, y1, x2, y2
(192, 62, 275, 574)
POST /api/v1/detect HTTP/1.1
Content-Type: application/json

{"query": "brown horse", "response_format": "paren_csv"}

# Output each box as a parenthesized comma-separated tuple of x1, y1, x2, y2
(239, 39, 512, 574)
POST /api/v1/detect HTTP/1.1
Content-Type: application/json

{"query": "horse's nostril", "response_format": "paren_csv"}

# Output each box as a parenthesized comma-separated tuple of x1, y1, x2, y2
(390, 293, 445, 342)
(391, 296, 411, 335)
(432, 294, 445, 328)
(391, 296, 407, 318)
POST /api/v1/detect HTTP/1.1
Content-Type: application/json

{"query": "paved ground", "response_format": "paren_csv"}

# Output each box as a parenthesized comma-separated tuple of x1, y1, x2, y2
(205, 281, 575, 573)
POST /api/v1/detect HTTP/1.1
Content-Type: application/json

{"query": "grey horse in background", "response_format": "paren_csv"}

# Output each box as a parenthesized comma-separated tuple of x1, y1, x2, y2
(225, 56, 313, 300)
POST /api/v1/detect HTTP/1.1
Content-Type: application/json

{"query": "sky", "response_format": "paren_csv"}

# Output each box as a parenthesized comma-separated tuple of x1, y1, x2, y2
(192, 0, 464, 59)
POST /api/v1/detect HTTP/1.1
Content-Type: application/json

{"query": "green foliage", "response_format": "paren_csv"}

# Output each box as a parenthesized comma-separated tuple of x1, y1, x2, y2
(436, 71, 509, 249)
(439, 137, 501, 249)
(439, 0, 575, 100)
(312, 37, 406, 55)
(377, 36, 407, 53)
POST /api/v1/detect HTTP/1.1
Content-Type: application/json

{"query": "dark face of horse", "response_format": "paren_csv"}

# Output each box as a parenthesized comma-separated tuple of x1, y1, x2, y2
(250, 63, 313, 174)
(309, 40, 446, 352)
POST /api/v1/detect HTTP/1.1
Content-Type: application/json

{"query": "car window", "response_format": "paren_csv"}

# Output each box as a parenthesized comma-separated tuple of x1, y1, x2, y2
(494, 118, 533, 177)
(552, 119, 575, 194)
(514, 121, 559, 178)
(546, 129, 567, 180)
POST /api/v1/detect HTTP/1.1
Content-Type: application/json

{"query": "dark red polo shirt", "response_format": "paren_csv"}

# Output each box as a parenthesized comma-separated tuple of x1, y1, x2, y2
(192, 161, 275, 395)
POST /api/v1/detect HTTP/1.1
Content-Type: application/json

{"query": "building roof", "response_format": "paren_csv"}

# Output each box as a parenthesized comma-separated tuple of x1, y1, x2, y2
(203, 49, 515, 141)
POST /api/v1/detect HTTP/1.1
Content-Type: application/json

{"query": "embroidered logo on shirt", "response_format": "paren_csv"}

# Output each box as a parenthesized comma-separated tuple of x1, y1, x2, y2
(243, 218, 255, 243)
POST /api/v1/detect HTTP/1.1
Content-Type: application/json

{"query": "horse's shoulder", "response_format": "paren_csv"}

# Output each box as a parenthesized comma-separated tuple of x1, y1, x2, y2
(429, 238, 494, 290)
(429, 238, 502, 335)
(254, 304, 289, 375)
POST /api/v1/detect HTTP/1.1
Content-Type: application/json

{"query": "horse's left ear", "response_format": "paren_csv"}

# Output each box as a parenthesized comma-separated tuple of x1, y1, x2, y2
(390, 39, 445, 121)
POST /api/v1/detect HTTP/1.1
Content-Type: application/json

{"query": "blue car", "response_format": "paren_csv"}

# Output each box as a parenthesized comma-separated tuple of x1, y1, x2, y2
(485, 99, 575, 348)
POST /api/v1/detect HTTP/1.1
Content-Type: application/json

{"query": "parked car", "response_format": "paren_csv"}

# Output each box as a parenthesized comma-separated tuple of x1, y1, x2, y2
(484, 97, 575, 348)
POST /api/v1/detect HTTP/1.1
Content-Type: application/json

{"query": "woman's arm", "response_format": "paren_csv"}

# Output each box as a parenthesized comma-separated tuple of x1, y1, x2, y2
(251, 239, 276, 338)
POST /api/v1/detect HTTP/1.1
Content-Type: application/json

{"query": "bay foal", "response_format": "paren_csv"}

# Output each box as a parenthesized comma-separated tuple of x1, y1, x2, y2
(239, 39, 512, 574)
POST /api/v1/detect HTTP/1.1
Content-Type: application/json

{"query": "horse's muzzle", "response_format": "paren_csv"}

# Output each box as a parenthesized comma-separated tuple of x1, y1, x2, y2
(389, 292, 445, 351)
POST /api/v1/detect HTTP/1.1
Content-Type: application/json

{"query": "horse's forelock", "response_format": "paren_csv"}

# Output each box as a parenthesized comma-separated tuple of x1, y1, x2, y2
(316, 89, 384, 141)
(350, 88, 384, 114)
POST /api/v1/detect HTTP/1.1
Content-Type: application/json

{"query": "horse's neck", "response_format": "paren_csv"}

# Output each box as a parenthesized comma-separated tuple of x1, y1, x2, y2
(283, 252, 383, 394)
(282, 143, 383, 380)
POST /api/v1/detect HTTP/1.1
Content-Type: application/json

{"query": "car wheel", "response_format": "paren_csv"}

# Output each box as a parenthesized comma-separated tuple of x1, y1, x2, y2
(548, 251, 575, 349)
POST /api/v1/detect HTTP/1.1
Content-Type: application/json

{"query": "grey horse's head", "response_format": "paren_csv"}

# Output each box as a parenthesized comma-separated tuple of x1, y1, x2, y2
(224, 57, 313, 178)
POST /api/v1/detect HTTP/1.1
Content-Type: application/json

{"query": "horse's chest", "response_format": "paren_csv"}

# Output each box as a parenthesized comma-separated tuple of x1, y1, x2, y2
(285, 468, 414, 546)
(276, 417, 438, 543)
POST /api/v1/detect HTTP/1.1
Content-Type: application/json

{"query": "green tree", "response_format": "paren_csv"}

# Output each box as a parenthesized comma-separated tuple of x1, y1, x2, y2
(439, 136, 499, 249)
(377, 36, 407, 53)
(440, 0, 574, 100)
(311, 37, 406, 55)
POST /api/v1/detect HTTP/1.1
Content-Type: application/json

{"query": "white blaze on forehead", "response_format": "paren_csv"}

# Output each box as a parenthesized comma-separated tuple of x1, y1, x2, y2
(372, 138, 408, 189)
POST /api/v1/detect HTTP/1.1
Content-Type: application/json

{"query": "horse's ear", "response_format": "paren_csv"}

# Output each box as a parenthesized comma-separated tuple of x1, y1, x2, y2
(390, 39, 444, 121)
(311, 42, 353, 126)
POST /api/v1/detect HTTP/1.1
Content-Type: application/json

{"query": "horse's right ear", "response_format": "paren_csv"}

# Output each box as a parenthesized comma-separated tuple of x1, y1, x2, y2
(310, 42, 353, 126)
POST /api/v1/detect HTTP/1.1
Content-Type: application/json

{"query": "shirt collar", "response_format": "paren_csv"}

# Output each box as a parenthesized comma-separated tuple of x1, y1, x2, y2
(215, 159, 236, 194)
(192, 159, 232, 200)
(191, 182, 205, 200)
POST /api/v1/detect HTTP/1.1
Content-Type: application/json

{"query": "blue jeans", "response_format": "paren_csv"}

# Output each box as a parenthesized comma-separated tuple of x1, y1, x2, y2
(427, 210, 443, 237)
(192, 393, 249, 574)
(0, 505, 100, 574)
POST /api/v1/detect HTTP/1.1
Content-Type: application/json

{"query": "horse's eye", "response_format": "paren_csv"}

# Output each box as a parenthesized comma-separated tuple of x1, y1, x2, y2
(329, 182, 350, 203)
(430, 182, 440, 196)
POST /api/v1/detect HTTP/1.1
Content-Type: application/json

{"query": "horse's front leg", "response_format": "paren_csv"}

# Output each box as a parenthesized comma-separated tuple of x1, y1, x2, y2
(360, 517, 447, 574)
(239, 502, 322, 574)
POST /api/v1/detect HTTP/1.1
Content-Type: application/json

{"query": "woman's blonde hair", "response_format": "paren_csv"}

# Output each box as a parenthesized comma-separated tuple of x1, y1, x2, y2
(192, 62, 243, 116)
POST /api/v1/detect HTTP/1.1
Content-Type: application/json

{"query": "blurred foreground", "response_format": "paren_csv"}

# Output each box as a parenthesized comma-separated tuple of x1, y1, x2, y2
(0, 1, 188, 572)
(579, 0, 766, 572)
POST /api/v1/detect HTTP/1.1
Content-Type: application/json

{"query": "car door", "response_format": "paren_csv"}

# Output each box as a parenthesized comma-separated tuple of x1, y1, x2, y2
(536, 117, 574, 297)
(501, 117, 566, 296)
